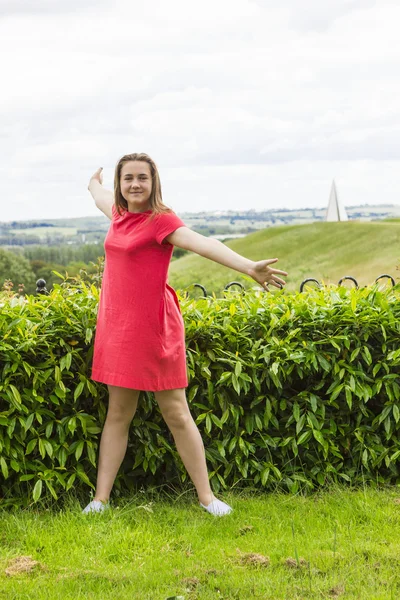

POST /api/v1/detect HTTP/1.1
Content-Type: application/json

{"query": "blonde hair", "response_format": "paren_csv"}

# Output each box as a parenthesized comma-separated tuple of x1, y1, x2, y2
(114, 152, 173, 221)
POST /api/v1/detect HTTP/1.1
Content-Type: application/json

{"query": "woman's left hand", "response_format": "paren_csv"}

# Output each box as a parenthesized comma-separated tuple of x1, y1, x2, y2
(247, 259, 288, 291)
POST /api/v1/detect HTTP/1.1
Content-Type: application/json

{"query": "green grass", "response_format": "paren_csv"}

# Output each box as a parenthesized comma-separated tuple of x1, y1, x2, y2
(169, 221, 400, 294)
(1, 487, 400, 599)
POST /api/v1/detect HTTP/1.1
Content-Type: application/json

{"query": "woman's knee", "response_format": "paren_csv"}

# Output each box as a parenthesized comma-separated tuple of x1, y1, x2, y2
(154, 388, 192, 430)
(166, 412, 193, 431)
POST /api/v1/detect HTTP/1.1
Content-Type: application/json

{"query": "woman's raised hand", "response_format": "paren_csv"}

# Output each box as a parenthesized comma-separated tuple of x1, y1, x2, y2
(88, 167, 103, 190)
(247, 258, 288, 291)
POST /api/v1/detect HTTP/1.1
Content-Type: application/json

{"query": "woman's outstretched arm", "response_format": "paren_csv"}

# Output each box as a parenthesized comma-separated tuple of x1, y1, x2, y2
(88, 167, 114, 220)
(166, 227, 287, 291)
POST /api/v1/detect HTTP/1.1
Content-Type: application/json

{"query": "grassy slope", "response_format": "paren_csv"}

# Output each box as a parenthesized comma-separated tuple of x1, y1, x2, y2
(169, 221, 400, 294)
(1, 488, 400, 599)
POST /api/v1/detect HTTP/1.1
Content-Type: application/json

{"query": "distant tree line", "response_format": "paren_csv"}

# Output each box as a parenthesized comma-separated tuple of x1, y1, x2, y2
(0, 242, 188, 295)
(0, 234, 43, 245)
(0, 221, 55, 229)
(0, 245, 104, 295)
(23, 244, 104, 266)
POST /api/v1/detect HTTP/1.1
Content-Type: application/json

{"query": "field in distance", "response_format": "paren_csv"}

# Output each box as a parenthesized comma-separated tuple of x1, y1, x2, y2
(168, 220, 400, 294)
(1, 204, 399, 247)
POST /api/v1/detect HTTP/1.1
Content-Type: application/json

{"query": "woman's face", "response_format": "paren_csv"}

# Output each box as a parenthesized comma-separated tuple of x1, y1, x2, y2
(120, 160, 152, 212)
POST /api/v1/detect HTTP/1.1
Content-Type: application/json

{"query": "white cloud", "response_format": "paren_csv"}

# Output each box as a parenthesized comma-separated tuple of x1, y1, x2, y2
(286, 0, 377, 32)
(1, 0, 399, 221)
(0, 0, 103, 14)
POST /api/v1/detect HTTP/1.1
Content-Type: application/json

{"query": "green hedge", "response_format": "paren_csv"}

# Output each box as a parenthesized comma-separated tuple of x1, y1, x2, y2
(1, 278, 400, 506)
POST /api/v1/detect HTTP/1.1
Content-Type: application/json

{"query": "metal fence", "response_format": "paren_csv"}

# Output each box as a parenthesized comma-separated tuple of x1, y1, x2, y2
(35, 273, 397, 297)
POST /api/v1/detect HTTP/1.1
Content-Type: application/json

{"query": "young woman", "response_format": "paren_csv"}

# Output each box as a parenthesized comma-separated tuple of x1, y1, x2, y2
(83, 152, 287, 516)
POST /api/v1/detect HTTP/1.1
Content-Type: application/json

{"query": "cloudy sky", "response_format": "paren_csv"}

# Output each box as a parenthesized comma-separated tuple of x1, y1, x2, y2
(1, 0, 399, 221)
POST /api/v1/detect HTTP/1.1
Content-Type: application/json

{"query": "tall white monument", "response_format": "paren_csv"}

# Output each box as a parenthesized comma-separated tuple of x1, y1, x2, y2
(325, 180, 348, 221)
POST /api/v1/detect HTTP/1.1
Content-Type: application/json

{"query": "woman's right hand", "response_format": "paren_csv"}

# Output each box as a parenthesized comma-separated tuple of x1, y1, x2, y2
(88, 167, 103, 190)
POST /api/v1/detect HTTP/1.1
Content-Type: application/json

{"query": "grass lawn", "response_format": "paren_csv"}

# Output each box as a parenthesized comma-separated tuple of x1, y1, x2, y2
(169, 221, 400, 294)
(1, 487, 400, 600)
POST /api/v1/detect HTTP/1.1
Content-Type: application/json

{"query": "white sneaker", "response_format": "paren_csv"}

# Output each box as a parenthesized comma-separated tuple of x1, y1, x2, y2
(82, 500, 110, 514)
(200, 499, 233, 516)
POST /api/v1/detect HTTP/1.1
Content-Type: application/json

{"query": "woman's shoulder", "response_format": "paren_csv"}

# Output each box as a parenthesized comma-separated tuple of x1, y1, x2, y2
(149, 208, 180, 222)
(152, 207, 175, 216)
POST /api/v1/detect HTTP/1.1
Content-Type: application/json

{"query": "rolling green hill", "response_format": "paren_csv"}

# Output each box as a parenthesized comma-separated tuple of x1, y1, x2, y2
(168, 221, 400, 294)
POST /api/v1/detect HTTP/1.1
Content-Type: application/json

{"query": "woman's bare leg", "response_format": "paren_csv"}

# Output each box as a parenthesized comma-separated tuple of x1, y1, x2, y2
(154, 387, 216, 506)
(94, 385, 140, 502)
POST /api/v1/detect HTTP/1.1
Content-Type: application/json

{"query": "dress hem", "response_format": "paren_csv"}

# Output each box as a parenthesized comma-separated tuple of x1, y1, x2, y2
(91, 370, 188, 391)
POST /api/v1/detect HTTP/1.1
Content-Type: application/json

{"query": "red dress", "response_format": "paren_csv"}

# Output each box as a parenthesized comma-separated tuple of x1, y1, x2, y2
(91, 204, 188, 391)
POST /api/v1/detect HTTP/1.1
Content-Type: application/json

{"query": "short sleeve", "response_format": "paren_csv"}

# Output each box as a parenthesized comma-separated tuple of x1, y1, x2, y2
(155, 212, 186, 245)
